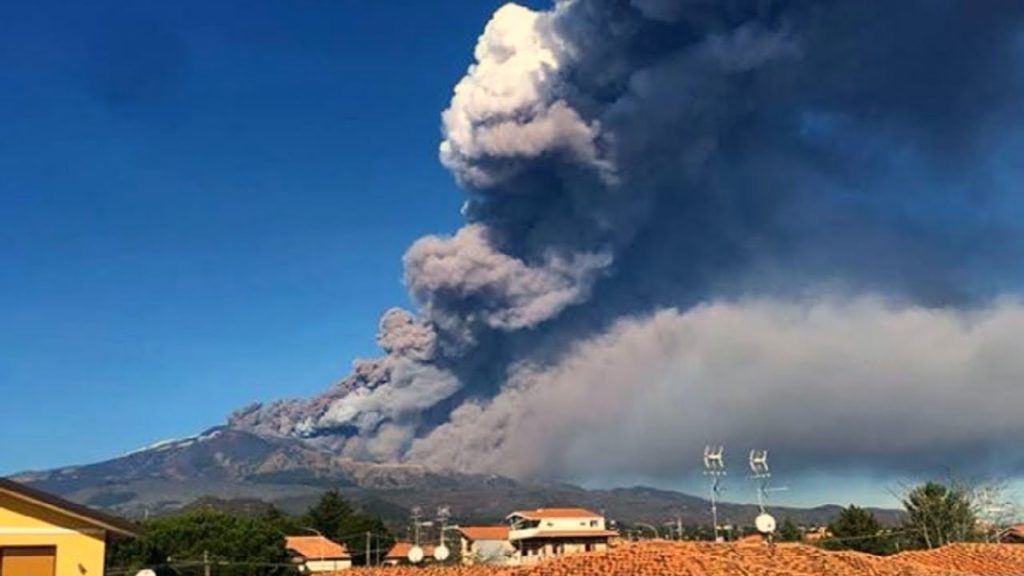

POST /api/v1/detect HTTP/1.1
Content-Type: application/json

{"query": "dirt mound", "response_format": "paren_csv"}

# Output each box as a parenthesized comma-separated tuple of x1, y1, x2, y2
(346, 541, 1024, 576)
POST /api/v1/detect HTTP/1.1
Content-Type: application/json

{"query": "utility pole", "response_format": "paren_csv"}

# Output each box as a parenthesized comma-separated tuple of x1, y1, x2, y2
(203, 550, 210, 576)
(366, 531, 371, 567)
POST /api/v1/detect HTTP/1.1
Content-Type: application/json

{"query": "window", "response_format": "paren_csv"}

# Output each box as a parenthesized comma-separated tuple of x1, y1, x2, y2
(1, 547, 57, 576)
(590, 520, 598, 527)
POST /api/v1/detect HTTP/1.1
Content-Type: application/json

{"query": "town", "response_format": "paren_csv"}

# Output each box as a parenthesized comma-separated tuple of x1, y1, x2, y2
(3, 475, 1024, 575)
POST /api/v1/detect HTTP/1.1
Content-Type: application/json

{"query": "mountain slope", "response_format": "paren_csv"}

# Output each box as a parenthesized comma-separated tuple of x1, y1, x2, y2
(10, 427, 900, 528)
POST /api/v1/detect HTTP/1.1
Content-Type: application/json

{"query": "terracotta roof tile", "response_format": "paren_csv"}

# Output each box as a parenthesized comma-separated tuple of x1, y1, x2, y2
(285, 536, 350, 559)
(460, 526, 511, 541)
(386, 541, 435, 559)
(340, 540, 1024, 576)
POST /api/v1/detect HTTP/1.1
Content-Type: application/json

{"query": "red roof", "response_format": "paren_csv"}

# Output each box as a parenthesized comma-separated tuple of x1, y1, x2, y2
(285, 536, 350, 559)
(460, 526, 511, 541)
(1001, 525, 1024, 542)
(386, 541, 435, 559)
(509, 507, 602, 520)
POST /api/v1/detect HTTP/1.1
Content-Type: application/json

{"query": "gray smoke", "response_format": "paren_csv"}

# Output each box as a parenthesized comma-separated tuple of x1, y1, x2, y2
(233, 0, 1024, 481)
(408, 298, 1024, 478)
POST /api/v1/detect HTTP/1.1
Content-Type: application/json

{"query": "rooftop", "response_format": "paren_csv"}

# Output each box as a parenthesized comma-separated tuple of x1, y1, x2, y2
(507, 507, 602, 520)
(386, 541, 435, 560)
(0, 477, 140, 538)
(459, 526, 510, 541)
(285, 535, 350, 560)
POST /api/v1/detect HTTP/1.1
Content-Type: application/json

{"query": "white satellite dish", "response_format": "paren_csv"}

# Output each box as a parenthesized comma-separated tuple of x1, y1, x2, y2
(755, 513, 776, 535)
(135, 571, 157, 576)
(407, 545, 425, 564)
(433, 544, 450, 561)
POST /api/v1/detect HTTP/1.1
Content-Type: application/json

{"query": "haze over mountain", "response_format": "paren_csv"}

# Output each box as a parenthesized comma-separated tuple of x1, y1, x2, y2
(12, 427, 901, 529)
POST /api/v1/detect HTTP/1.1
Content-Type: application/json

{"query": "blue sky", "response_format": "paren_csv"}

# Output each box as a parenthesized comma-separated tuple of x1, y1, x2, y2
(0, 0, 545, 474)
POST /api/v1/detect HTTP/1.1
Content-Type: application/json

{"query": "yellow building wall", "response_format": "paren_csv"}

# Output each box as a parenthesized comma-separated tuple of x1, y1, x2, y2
(0, 492, 108, 576)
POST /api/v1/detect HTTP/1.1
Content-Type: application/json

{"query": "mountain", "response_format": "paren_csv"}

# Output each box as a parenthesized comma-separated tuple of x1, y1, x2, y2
(10, 427, 900, 528)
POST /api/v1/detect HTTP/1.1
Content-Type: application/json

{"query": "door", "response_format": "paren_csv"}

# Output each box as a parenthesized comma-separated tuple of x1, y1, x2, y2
(1, 547, 57, 576)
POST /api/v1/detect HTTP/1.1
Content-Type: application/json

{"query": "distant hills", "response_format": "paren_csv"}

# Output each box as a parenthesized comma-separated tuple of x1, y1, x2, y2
(11, 426, 901, 529)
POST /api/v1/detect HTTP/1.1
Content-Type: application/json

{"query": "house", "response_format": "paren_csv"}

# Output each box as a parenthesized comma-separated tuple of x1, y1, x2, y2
(803, 526, 831, 542)
(458, 525, 513, 565)
(1000, 525, 1024, 544)
(0, 477, 139, 576)
(285, 535, 352, 572)
(383, 541, 434, 566)
(505, 507, 617, 565)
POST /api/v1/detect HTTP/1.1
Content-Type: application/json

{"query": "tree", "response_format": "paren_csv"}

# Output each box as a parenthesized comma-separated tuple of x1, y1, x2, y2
(901, 481, 979, 549)
(305, 489, 355, 536)
(303, 490, 395, 566)
(778, 517, 803, 542)
(107, 508, 291, 575)
(825, 505, 895, 555)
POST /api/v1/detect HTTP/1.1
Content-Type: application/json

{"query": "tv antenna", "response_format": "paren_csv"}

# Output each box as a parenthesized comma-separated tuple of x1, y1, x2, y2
(434, 506, 452, 561)
(703, 445, 726, 542)
(408, 506, 432, 564)
(749, 449, 779, 540)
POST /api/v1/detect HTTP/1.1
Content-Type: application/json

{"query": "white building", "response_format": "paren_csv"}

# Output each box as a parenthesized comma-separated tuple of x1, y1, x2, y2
(505, 508, 617, 565)
(459, 526, 514, 565)
(285, 535, 352, 573)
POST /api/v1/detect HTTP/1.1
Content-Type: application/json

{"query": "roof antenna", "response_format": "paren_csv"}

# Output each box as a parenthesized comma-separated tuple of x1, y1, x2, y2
(749, 449, 782, 542)
(703, 445, 726, 542)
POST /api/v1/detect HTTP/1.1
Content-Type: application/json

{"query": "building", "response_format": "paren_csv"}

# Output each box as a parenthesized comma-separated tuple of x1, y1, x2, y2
(0, 477, 139, 576)
(803, 526, 831, 542)
(1000, 525, 1024, 544)
(383, 541, 434, 566)
(458, 525, 513, 565)
(506, 507, 617, 565)
(285, 535, 352, 572)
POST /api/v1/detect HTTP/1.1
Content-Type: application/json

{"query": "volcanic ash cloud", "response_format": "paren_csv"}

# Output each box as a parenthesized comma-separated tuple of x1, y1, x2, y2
(232, 0, 1024, 480)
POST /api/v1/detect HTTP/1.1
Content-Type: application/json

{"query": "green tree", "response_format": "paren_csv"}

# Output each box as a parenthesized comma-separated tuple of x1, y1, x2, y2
(303, 490, 395, 566)
(901, 481, 979, 549)
(825, 505, 895, 555)
(107, 508, 292, 575)
(778, 517, 803, 542)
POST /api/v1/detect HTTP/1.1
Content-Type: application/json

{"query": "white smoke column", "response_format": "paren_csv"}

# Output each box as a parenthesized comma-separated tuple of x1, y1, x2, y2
(440, 2, 612, 188)
(408, 298, 1024, 478)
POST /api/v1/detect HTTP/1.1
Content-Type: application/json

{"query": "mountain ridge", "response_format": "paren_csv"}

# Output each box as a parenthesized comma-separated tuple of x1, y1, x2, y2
(10, 427, 902, 529)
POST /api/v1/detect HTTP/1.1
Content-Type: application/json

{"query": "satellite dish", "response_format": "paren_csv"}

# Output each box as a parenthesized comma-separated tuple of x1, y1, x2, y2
(433, 544, 451, 561)
(755, 513, 777, 535)
(407, 545, 424, 564)
(135, 571, 157, 576)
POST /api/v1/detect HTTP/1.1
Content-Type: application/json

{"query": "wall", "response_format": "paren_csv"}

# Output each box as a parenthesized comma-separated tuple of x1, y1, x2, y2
(0, 492, 108, 576)
(509, 515, 606, 541)
(461, 538, 514, 565)
(512, 538, 609, 565)
(304, 558, 352, 572)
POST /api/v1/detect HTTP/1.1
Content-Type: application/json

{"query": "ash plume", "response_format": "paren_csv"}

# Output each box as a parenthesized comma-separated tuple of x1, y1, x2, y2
(233, 0, 1024, 482)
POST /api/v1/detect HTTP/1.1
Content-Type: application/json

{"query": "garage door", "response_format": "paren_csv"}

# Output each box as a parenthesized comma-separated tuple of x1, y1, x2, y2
(0, 547, 56, 576)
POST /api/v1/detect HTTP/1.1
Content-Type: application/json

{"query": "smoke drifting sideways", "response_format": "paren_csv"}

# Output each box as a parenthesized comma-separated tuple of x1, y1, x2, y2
(231, 0, 1024, 482)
